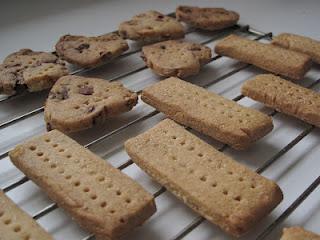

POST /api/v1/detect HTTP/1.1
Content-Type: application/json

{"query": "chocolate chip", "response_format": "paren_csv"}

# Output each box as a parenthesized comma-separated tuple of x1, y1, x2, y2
(79, 85, 94, 95)
(75, 43, 90, 52)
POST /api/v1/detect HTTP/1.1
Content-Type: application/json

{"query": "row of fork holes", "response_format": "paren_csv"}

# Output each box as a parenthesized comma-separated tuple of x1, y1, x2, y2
(0, 211, 30, 239)
(29, 139, 130, 224)
(165, 132, 257, 202)
(177, 91, 252, 124)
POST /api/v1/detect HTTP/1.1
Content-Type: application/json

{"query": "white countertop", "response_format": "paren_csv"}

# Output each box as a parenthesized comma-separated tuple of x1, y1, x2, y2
(0, 1, 319, 240)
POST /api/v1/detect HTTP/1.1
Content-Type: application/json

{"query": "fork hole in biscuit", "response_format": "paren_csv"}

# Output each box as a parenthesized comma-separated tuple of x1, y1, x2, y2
(45, 138, 51, 143)
(66, 154, 72, 158)
(13, 225, 22, 232)
(97, 176, 105, 182)
(238, 177, 244, 182)
(223, 190, 228, 195)
(74, 106, 80, 110)
(58, 169, 65, 174)
(65, 175, 72, 180)
(234, 196, 241, 202)
(211, 182, 217, 188)
(50, 163, 57, 169)
(74, 181, 80, 187)
(120, 218, 125, 223)
(200, 176, 207, 182)
(116, 190, 122, 196)
(43, 157, 49, 162)
(24, 235, 31, 240)
(171, 136, 177, 140)
(58, 149, 65, 152)
(100, 202, 107, 208)
(228, 171, 233, 175)
(83, 187, 90, 193)
(187, 146, 194, 151)
(109, 209, 115, 214)
(90, 194, 97, 200)
(37, 152, 44, 156)
(52, 143, 58, 148)
(0, 211, 4, 217)
(251, 184, 256, 189)
(189, 169, 194, 174)
(125, 198, 131, 204)
(4, 219, 11, 225)
(197, 153, 203, 157)
(180, 141, 185, 145)
(29, 146, 36, 151)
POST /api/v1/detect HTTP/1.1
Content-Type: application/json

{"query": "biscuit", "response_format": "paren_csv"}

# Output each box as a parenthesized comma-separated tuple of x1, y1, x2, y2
(0, 49, 68, 95)
(241, 74, 320, 127)
(44, 75, 138, 133)
(55, 33, 129, 67)
(0, 190, 53, 240)
(176, 6, 239, 31)
(141, 77, 273, 150)
(272, 33, 320, 64)
(118, 10, 185, 43)
(281, 227, 320, 240)
(141, 40, 212, 78)
(125, 119, 283, 237)
(215, 34, 312, 80)
(9, 130, 156, 240)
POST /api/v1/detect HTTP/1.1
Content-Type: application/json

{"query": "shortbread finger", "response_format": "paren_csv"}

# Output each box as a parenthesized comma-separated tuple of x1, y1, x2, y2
(141, 77, 273, 150)
(141, 40, 212, 78)
(125, 119, 283, 237)
(55, 33, 129, 67)
(9, 130, 156, 240)
(281, 227, 320, 240)
(272, 33, 320, 64)
(0, 190, 53, 240)
(45, 75, 138, 133)
(119, 10, 185, 43)
(176, 6, 239, 31)
(215, 34, 312, 80)
(241, 74, 320, 127)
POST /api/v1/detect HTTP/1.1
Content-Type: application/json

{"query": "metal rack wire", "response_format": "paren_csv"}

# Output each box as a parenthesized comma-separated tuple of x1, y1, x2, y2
(0, 20, 319, 240)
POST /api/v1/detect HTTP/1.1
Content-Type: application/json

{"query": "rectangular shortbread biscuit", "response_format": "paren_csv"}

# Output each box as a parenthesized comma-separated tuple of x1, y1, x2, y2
(9, 130, 156, 240)
(281, 227, 320, 240)
(272, 33, 320, 64)
(215, 34, 312, 80)
(241, 74, 320, 127)
(125, 119, 283, 237)
(0, 190, 53, 240)
(142, 77, 273, 150)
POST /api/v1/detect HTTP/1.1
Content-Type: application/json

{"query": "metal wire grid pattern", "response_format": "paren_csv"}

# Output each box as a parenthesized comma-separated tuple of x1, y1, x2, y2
(0, 20, 319, 240)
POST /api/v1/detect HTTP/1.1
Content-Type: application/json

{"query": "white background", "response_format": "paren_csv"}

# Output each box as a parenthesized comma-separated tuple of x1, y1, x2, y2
(0, 1, 319, 240)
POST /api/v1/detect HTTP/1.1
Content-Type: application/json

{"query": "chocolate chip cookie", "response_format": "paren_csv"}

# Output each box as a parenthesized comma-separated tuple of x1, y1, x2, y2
(0, 49, 68, 95)
(141, 40, 212, 77)
(55, 33, 129, 67)
(118, 10, 185, 43)
(44, 75, 138, 133)
(176, 6, 239, 31)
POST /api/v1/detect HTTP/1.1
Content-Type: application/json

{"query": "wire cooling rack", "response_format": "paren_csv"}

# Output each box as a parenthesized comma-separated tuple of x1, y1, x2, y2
(0, 12, 319, 240)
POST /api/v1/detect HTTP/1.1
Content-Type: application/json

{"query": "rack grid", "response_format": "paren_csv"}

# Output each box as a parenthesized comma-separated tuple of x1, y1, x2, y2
(0, 13, 319, 240)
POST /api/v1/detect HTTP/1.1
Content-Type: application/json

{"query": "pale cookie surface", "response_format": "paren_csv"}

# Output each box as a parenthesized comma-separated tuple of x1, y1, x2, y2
(141, 40, 212, 78)
(55, 33, 129, 67)
(241, 74, 320, 127)
(142, 77, 273, 150)
(118, 10, 185, 43)
(281, 227, 320, 240)
(45, 75, 138, 133)
(272, 33, 320, 64)
(0, 49, 68, 95)
(215, 34, 312, 80)
(9, 130, 156, 240)
(125, 119, 283, 237)
(176, 5, 239, 31)
(0, 190, 53, 240)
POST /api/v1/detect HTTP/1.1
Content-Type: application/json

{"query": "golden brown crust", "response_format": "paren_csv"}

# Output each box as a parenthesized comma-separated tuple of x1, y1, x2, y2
(55, 33, 129, 67)
(9, 130, 156, 239)
(176, 5, 239, 31)
(0, 190, 53, 240)
(272, 33, 320, 64)
(118, 10, 185, 43)
(44, 75, 138, 133)
(141, 40, 212, 78)
(141, 77, 273, 150)
(125, 119, 283, 237)
(281, 227, 320, 240)
(215, 34, 312, 80)
(241, 74, 320, 127)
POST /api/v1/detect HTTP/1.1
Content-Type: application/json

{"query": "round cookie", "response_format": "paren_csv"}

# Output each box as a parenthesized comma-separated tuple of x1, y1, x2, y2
(118, 10, 185, 43)
(44, 75, 138, 133)
(141, 40, 212, 78)
(55, 33, 129, 67)
(0, 49, 68, 95)
(176, 6, 239, 31)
